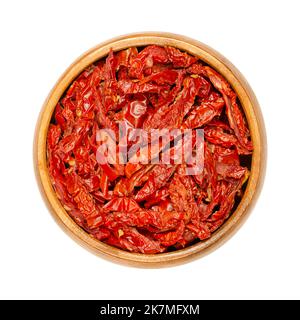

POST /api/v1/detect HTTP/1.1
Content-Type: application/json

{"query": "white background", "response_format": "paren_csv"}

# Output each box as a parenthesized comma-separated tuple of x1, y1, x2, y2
(0, 0, 299, 300)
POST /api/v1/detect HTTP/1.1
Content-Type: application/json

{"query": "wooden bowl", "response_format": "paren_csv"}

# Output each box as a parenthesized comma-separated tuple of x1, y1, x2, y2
(34, 32, 266, 267)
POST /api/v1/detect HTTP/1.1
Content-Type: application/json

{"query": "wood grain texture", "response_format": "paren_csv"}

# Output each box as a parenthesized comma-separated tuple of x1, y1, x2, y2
(34, 32, 267, 268)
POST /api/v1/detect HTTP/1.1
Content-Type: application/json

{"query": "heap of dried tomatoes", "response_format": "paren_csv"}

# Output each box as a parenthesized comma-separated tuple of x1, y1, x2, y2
(47, 45, 253, 253)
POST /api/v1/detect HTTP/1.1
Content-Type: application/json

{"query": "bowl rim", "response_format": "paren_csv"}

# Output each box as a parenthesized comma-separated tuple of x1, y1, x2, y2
(34, 32, 266, 268)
